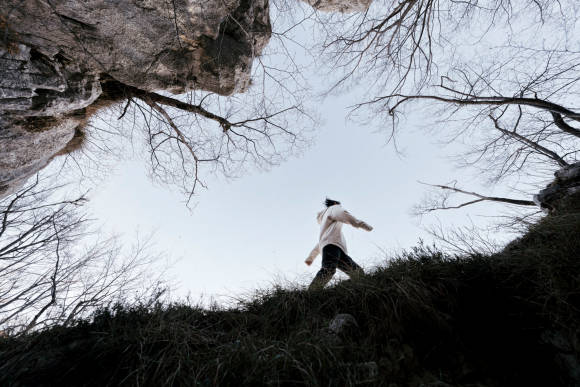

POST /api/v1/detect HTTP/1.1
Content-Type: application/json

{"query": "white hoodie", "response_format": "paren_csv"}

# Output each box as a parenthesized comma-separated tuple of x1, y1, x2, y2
(305, 204, 372, 264)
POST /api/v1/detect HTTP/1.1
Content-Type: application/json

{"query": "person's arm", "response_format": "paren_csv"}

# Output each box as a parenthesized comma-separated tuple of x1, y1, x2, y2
(330, 207, 373, 231)
(305, 244, 320, 266)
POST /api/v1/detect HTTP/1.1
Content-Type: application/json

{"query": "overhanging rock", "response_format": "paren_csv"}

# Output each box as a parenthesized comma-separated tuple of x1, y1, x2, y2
(0, 0, 271, 197)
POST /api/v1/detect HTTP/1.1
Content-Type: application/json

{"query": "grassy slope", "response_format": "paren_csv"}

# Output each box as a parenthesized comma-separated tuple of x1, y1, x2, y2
(1, 212, 579, 386)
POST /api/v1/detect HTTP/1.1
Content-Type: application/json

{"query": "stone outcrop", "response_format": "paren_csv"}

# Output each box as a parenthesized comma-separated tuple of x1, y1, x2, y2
(534, 162, 580, 214)
(0, 0, 270, 197)
(301, 0, 372, 13)
(2, 0, 270, 96)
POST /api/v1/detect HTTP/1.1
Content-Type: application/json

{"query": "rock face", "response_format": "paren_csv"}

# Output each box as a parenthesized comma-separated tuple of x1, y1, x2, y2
(0, 0, 270, 197)
(534, 162, 580, 214)
(301, 0, 372, 13)
(2, 0, 270, 95)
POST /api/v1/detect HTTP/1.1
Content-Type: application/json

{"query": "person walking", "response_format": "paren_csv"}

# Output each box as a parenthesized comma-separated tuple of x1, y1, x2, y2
(306, 198, 373, 290)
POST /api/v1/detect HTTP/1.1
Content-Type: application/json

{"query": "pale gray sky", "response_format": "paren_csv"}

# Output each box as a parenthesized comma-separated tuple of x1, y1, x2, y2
(80, 3, 547, 304)
(86, 91, 513, 303)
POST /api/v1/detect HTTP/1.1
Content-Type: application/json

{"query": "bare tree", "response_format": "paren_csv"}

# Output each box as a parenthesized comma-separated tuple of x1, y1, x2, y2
(69, 38, 314, 205)
(302, 0, 579, 223)
(310, 0, 438, 94)
(310, 0, 571, 93)
(0, 1, 320, 332)
(0, 175, 167, 335)
(1, 0, 317, 205)
(391, 52, 580, 215)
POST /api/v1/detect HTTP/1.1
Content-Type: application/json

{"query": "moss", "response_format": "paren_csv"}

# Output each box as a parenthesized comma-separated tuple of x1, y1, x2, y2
(53, 126, 86, 156)
(0, 15, 20, 55)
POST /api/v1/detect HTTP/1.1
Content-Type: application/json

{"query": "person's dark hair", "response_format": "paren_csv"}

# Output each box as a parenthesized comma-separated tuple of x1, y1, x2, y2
(325, 198, 341, 207)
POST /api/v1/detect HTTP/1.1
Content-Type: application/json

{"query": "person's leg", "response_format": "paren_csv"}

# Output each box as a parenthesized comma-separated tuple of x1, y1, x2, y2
(337, 250, 364, 279)
(308, 245, 340, 290)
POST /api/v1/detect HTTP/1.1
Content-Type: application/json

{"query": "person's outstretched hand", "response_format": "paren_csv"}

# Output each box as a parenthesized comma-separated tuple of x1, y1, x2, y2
(305, 259, 312, 266)
(361, 222, 373, 231)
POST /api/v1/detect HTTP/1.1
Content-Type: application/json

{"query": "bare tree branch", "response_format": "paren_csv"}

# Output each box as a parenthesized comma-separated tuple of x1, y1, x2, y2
(417, 181, 535, 214)
(124, 84, 234, 132)
(24, 219, 61, 332)
(383, 93, 580, 127)
(488, 114, 568, 167)
(0, 175, 168, 334)
(551, 112, 580, 138)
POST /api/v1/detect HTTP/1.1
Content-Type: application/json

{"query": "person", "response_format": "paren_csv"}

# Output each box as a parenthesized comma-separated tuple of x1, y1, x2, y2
(306, 198, 373, 290)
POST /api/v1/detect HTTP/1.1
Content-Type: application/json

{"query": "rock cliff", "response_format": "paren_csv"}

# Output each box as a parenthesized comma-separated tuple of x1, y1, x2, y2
(300, 0, 372, 13)
(0, 0, 270, 196)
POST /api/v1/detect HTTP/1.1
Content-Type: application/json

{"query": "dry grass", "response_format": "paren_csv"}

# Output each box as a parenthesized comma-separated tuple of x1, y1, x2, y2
(0, 211, 579, 386)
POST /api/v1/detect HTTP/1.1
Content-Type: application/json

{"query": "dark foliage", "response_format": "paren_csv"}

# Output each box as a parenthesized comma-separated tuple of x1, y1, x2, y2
(1, 212, 579, 386)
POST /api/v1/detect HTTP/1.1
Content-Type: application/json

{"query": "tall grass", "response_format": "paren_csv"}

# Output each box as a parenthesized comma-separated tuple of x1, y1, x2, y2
(1, 211, 579, 386)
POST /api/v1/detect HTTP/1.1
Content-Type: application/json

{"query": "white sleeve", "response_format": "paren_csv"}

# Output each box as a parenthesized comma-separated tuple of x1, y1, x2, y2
(330, 207, 373, 231)
(305, 244, 320, 264)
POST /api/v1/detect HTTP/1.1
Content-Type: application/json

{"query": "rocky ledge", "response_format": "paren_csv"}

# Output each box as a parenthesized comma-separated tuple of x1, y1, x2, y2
(0, 0, 270, 197)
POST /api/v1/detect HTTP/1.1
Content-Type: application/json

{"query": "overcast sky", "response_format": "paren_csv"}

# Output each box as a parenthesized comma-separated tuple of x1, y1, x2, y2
(85, 93, 515, 304)
(80, 4, 532, 304)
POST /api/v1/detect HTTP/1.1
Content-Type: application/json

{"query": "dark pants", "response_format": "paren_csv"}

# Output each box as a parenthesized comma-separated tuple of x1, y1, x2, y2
(309, 244, 364, 290)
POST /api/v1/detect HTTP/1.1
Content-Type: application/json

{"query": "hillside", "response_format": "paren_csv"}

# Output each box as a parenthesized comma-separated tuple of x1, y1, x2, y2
(1, 210, 579, 386)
